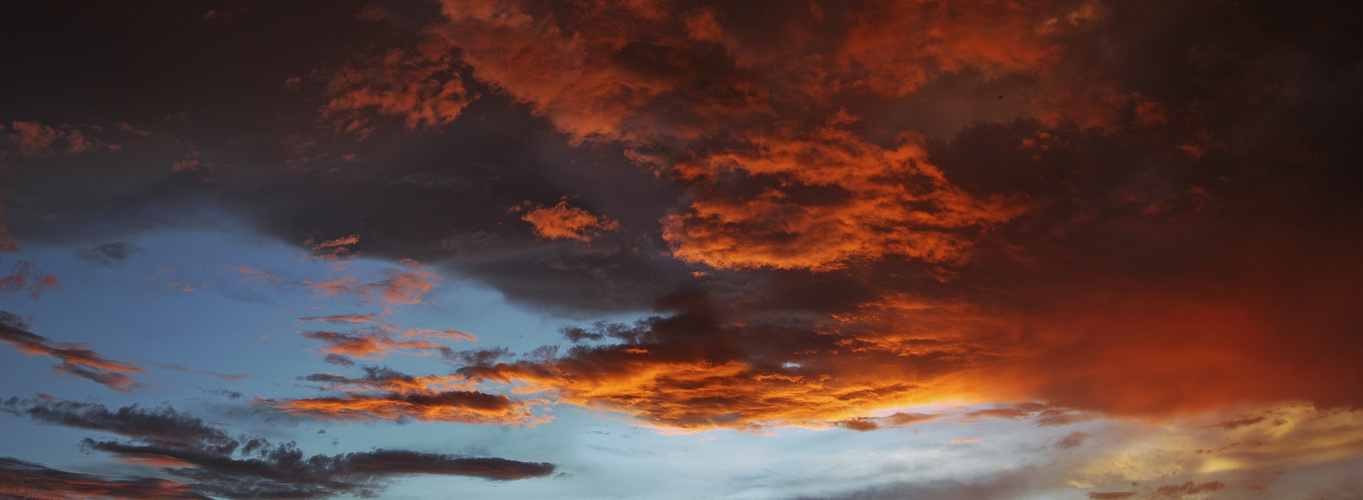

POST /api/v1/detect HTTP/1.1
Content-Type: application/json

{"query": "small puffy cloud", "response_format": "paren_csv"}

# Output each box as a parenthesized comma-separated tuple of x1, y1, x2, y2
(519, 200, 620, 242)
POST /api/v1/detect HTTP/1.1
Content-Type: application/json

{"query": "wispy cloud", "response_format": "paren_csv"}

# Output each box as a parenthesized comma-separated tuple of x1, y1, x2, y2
(261, 366, 547, 426)
(0, 312, 145, 393)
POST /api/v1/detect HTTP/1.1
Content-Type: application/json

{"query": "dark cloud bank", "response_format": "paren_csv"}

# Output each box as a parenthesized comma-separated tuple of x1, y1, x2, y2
(0, 397, 555, 499)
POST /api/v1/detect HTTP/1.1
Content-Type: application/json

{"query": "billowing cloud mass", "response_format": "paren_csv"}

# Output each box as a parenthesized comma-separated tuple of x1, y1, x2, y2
(0, 0, 1357, 498)
(0, 398, 556, 499)
(402, 0, 1362, 427)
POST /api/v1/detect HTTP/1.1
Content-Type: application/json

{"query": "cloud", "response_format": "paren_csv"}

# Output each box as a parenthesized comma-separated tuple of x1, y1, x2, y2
(661, 125, 1027, 271)
(0, 260, 62, 299)
(262, 390, 547, 426)
(0, 397, 235, 451)
(296, 313, 383, 323)
(0, 199, 16, 253)
(518, 200, 620, 242)
(3, 121, 115, 159)
(301, 329, 449, 359)
(1154, 480, 1226, 498)
(322, 41, 472, 137)
(0, 456, 209, 499)
(455, 301, 1001, 429)
(0, 0, 1357, 438)
(261, 366, 547, 425)
(75, 242, 146, 267)
(1209, 416, 1266, 430)
(0, 311, 145, 393)
(1086, 492, 1136, 499)
(306, 262, 439, 305)
(1055, 432, 1093, 450)
(304, 235, 360, 261)
(146, 362, 251, 382)
(1, 398, 555, 499)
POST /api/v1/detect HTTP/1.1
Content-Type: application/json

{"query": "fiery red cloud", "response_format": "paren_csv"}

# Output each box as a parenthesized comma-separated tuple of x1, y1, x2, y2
(0, 0, 1357, 497)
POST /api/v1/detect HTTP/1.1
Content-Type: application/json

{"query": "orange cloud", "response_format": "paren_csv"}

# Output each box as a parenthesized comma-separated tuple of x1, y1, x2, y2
(837, 0, 1064, 96)
(520, 200, 620, 242)
(301, 329, 448, 360)
(304, 234, 360, 261)
(1, 313, 146, 393)
(266, 366, 547, 426)
(306, 264, 438, 305)
(265, 391, 548, 425)
(663, 124, 1027, 270)
(323, 40, 471, 137)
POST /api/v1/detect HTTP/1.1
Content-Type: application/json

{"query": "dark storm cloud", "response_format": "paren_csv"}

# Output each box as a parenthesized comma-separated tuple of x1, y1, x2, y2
(0, 1, 691, 314)
(75, 242, 147, 267)
(0, 260, 61, 299)
(0, 0, 1357, 428)
(1, 398, 556, 499)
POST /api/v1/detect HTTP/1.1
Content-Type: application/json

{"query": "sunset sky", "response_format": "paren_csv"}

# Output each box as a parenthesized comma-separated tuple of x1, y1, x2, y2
(1, 1, 1360, 499)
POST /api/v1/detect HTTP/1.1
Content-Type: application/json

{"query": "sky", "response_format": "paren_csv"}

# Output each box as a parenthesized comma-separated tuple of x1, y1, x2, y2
(0, 1, 1359, 499)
